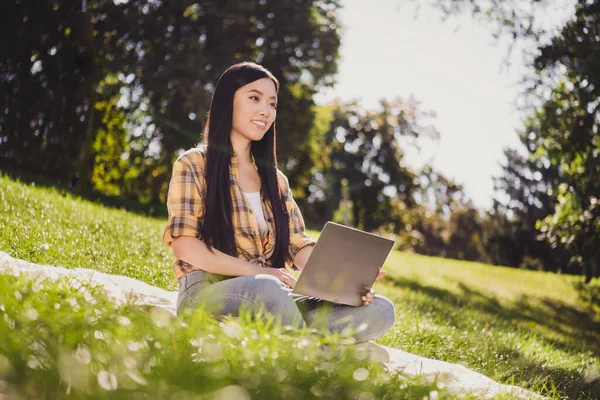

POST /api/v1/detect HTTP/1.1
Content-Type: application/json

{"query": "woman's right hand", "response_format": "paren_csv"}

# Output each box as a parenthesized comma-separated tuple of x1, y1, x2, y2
(265, 268, 297, 289)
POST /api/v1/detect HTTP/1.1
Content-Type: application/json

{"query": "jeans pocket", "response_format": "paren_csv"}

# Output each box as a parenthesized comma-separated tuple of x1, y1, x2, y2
(180, 270, 208, 291)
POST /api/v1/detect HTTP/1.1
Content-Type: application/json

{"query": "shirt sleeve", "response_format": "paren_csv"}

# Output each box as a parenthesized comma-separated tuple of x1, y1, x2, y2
(163, 155, 206, 246)
(278, 171, 316, 267)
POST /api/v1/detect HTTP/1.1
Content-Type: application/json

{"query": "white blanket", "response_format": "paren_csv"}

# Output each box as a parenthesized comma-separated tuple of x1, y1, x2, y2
(0, 251, 545, 399)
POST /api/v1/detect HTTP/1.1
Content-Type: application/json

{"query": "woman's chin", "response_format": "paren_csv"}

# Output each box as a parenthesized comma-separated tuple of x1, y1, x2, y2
(249, 132, 267, 141)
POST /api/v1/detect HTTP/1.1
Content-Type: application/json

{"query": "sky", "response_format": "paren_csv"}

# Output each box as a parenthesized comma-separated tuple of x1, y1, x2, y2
(314, 0, 533, 210)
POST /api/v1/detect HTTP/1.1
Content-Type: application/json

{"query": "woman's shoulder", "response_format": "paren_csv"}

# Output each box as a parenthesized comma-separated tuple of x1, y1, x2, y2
(174, 143, 208, 168)
(276, 168, 291, 192)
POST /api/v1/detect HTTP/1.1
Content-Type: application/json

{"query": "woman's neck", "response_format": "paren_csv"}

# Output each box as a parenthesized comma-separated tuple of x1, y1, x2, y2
(231, 136, 253, 164)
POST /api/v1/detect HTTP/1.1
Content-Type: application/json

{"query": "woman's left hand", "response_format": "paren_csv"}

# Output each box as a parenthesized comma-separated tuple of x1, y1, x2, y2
(362, 269, 387, 306)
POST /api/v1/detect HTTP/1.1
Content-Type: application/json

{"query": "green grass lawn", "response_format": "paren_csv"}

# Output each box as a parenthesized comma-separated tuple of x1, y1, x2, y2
(1, 172, 599, 399)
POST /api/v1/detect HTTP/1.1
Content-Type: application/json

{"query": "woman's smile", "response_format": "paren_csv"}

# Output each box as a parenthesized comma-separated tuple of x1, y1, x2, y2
(251, 119, 267, 129)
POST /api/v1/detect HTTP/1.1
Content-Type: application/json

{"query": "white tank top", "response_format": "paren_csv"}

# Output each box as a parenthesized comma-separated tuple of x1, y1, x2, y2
(244, 191, 268, 238)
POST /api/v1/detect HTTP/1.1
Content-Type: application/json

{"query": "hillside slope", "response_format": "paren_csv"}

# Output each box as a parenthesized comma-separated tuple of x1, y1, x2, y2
(1, 173, 599, 399)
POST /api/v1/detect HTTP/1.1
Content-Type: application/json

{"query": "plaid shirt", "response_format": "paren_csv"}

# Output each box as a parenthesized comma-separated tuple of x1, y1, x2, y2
(163, 144, 316, 282)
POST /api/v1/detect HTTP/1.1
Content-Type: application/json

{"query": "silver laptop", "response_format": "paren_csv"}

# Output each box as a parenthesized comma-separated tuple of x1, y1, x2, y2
(292, 221, 395, 306)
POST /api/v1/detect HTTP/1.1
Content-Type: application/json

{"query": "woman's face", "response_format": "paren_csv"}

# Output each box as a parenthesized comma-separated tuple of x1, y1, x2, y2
(231, 77, 277, 143)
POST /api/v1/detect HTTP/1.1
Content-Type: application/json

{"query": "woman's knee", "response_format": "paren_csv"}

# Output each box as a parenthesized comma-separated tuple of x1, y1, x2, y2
(371, 295, 395, 326)
(356, 295, 396, 341)
(256, 274, 300, 302)
(254, 273, 285, 287)
(208, 274, 286, 303)
(246, 274, 303, 326)
(178, 274, 283, 313)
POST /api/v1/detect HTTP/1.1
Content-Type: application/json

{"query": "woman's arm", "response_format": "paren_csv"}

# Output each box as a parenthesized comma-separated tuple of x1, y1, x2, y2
(172, 236, 299, 287)
(171, 236, 263, 276)
(292, 244, 314, 271)
(171, 236, 296, 288)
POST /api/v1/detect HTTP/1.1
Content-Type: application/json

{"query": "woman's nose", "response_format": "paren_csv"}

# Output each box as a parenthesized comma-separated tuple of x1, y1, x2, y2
(259, 106, 271, 117)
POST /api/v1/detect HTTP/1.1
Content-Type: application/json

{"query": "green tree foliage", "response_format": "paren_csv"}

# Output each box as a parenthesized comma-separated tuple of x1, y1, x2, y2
(490, 134, 568, 271)
(445, 207, 489, 262)
(533, 79, 600, 282)
(0, 0, 341, 204)
(530, 2, 600, 282)
(305, 98, 451, 237)
(408, 166, 471, 258)
(0, 1, 100, 182)
(311, 99, 433, 230)
(304, 99, 487, 261)
(91, 77, 130, 198)
(425, 0, 599, 279)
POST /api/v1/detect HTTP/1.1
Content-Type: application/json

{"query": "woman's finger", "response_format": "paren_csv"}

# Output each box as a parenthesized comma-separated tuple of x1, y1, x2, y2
(362, 287, 375, 306)
(376, 269, 387, 280)
(278, 274, 291, 288)
(286, 275, 297, 289)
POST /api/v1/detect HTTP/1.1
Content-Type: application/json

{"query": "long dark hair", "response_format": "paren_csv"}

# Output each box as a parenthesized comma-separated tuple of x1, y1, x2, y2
(201, 62, 290, 268)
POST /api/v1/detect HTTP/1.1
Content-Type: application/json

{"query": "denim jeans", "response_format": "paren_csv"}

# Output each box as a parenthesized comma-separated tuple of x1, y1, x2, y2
(177, 270, 396, 343)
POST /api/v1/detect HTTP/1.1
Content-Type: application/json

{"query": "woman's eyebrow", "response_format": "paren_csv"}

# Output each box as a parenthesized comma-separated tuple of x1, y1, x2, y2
(248, 89, 277, 100)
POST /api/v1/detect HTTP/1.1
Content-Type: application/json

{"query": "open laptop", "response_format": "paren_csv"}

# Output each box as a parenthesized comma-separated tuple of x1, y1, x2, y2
(292, 221, 395, 306)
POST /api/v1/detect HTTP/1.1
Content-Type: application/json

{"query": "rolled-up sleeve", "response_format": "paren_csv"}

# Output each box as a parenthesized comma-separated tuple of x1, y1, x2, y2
(163, 156, 205, 246)
(278, 171, 316, 266)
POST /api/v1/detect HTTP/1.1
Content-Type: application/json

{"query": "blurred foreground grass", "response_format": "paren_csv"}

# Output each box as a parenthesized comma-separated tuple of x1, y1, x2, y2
(0, 273, 450, 399)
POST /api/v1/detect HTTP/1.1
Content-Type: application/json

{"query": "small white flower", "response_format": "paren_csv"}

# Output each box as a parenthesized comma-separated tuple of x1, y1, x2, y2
(353, 367, 369, 381)
(97, 370, 118, 391)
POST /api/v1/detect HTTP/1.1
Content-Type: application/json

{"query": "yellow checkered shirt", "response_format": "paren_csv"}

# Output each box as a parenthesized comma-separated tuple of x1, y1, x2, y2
(163, 144, 316, 282)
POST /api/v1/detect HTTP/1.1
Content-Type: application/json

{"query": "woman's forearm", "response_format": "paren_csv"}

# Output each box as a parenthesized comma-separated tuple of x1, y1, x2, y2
(171, 236, 263, 277)
(293, 245, 314, 271)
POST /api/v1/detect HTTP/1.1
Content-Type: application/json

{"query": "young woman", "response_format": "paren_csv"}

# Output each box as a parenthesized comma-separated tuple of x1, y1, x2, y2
(163, 62, 395, 343)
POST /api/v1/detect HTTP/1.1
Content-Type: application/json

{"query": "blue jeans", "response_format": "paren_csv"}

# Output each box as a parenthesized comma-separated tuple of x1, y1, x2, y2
(177, 270, 396, 343)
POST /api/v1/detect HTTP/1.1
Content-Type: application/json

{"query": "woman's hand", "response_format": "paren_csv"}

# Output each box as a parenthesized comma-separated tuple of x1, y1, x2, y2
(362, 269, 387, 306)
(265, 267, 298, 289)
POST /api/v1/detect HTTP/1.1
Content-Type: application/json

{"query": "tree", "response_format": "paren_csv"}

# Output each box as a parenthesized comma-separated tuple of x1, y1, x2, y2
(409, 167, 469, 258)
(532, 79, 600, 282)
(522, 2, 600, 281)
(490, 131, 568, 271)
(0, 0, 341, 204)
(419, 0, 599, 280)
(0, 0, 102, 182)
(306, 97, 439, 234)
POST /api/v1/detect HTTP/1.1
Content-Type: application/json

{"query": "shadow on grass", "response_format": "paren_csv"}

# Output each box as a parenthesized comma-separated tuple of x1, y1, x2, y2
(571, 279, 600, 310)
(490, 341, 599, 400)
(458, 281, 600, 355)
(0, 167, 167, 218)
(386, 275, 600, 400)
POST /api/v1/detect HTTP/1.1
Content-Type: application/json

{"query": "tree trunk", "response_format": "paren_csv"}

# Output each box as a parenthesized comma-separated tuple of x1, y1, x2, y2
(585, 256, 597, 284)
(73, 11, 100, 188)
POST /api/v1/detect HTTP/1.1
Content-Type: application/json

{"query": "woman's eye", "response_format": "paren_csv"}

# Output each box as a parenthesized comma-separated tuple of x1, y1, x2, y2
(249, 95, 276, 109)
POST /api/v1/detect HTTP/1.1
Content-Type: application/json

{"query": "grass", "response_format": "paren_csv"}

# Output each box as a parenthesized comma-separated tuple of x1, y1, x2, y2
(1, 172, 600, 399)
(0, 273, 454, 399)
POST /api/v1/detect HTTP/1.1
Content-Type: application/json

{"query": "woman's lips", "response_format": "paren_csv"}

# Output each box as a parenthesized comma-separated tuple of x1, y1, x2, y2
(251, 120, 267, 129)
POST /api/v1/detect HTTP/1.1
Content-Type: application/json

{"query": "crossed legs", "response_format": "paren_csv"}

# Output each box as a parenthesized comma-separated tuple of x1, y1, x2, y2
(178, 272, 395, 343)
